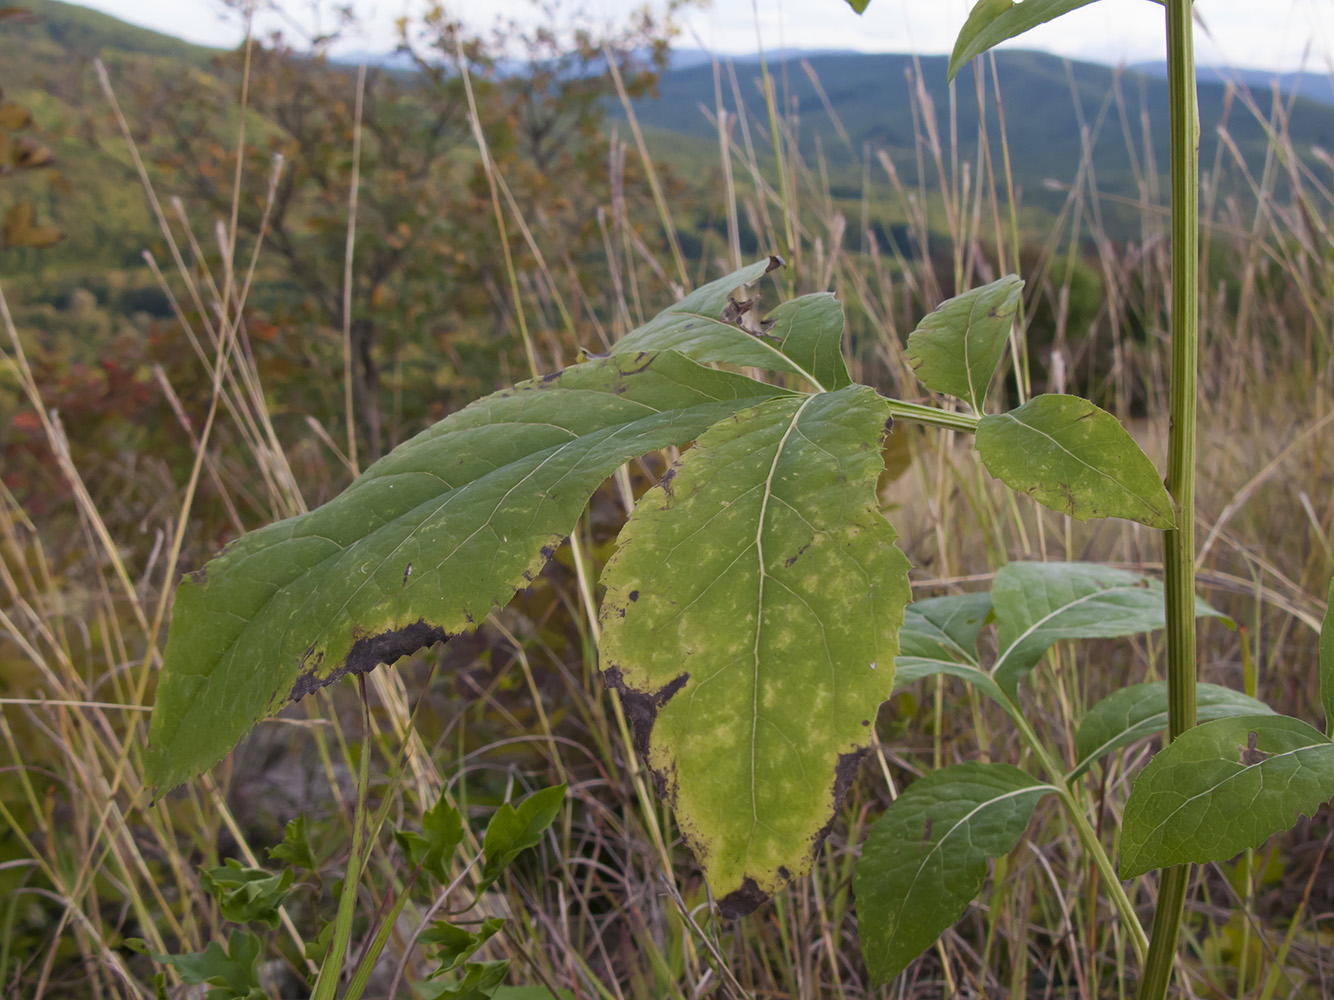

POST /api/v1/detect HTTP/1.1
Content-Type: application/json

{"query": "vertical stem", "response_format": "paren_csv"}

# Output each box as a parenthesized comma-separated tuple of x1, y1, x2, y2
(1138, 2, 1200, 997)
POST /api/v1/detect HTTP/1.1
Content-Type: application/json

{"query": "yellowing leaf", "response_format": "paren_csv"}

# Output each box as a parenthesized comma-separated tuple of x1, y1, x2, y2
(599, 385, 911, 916)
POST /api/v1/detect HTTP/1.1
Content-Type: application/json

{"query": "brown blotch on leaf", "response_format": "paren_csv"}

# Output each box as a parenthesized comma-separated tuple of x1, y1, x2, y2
(288, 619, 450, 703)
(1238, 731, 1270, 766)
(718, 877, 768, 920)
(602, 665, 688, 798)
(765, 254, 786, 274)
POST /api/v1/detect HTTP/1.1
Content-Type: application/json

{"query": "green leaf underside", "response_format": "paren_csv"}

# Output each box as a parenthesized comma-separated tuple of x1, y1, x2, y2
(898, 592, 992, 664)
(148, 352, 793, 792)
(855, 762, 1056, 984)
(948, 0, 1102, 81)
(598, 385, 910, 916)
(906, 275, 1022, 413)
(894, 657, 1010, 708)
(977, 395, 1175, 529)
(1321, 578, 1333, 735)
(990, 562, 1225, 697)
(1120, 716, 1334, 878)
(1070, 682, 1276, 780)
(610, 257, 832, 390)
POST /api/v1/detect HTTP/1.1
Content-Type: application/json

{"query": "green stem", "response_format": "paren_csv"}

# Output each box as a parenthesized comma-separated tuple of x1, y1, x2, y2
(886, 399, 980, 433)
(1006, 707, 1150, 966)
(1138, 1, 1201, 997)
(312, 681, 374, 1000)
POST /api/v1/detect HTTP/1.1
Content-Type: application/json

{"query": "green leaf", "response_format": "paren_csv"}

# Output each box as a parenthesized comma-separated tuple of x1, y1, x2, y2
(1070, 682, 1276, 780)
(898, 592, 992, 663)
(976, 395, 1175, 529)
(199, 859, 294, 929)
(906, 275, 1022, 413)
(990, 562, 1225, 696)
(492, 989, 575, 1000)
(1120, 716, 1334, 878)
(854, 762, 1057, 984)
(268, 814, 317, 872)
(599, 384, 911, 916)
(761, 293, 853, 391)
(893, 657, 1011, 709)
(481, 785, 566, 886)
(148, 351, 793, 792)
(1321, 577, 1333, 737)
(396, 791, 465, 884)
(611, 257, 832, 390)
(150, 932, 265, 1000)
(418, 959, 511, 1000)
(948, 0, 1102, 81)
(421, 918, 505, 975)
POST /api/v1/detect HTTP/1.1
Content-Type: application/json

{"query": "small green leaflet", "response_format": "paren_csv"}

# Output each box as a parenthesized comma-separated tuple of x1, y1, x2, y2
(906, 276, 1022, 414)
(949, 0, 1103, 81)
(481, 784, 566, 886)
(843, 0, 871, 13)
(1069, 682, 1275, 781)
(977, 394, 1175, 529)
(611, 256, 835, 391)
(1120, 716, 1334, 878)
(854, 762, 1057, 984)
(147, 351, 793, 793)
(599, 385, 910, 916)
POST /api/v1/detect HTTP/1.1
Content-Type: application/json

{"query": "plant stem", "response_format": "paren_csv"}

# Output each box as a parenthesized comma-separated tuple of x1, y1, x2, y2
(886, 399, 980, 433)
(1138, 1, 1201, 997)
(1005, 708, 1149, 966)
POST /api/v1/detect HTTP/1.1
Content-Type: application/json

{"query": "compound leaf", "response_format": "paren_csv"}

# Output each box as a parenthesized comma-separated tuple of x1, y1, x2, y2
(949, 0, 1103, 81)
(990, 562, 1225, 696)
(977, 395, 1175, 529)
(1070, 682, 1275, 780)
(148, 352, 792, 793)
(612, 257, 831, 390)
(1120, 716, 1334, 878)
(906, 276, 1022, 413)
(855, 762, 1057, 984)
(599, 385, 910, 916)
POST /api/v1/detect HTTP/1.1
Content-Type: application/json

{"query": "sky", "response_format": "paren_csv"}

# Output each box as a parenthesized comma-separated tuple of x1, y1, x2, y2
(72, 0, 1334, 73)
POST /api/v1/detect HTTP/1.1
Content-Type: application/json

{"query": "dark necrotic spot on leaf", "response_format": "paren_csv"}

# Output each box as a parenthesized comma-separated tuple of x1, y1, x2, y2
(602, 665, 688, 797)
(540, 370, 562, 384)
(765, 254, 786, 274)
(718, 877, 767, 920)
(783, 542, 811, 568)
(288, 619, 450, 702)
(659, 467, 677, 496)
(628, 590, 639, 602)
(188, 566, 208, 585)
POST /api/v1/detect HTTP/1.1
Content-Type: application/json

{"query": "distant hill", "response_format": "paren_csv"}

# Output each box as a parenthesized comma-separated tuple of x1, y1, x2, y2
(615, 49, 1334, 232)
(1130, 61, 1334, 108)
